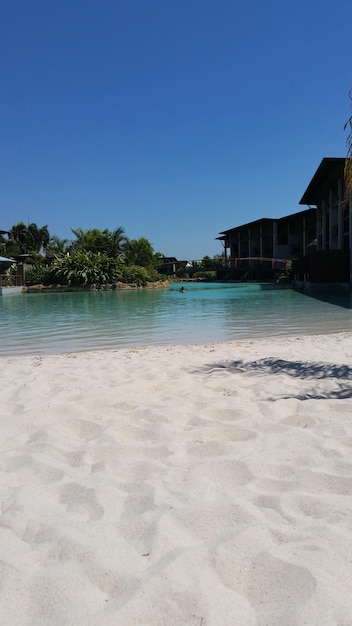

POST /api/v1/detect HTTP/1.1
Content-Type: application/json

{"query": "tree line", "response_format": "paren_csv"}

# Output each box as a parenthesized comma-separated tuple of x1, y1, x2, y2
(1, 222, 225, 287)
(1, 222, 166, 287)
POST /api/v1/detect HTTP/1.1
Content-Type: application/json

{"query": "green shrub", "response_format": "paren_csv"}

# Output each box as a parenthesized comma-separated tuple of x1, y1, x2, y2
(117, 265, 149, 286)
(193, 271, 216, 281)
(25, 264, 56, 286)
(51, 251, 119, 286)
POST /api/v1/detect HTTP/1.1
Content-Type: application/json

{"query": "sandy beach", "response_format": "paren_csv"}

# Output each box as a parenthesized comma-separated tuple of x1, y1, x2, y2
(1, 332, 352, 625)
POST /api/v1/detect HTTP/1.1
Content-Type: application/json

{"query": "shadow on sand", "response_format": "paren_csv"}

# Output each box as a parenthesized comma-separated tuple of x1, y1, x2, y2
(198, 357, 352, 400)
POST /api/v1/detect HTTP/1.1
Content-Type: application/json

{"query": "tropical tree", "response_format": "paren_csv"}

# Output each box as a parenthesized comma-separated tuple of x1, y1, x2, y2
(107, 227, 129, 258)
(152, 250, 166, 270)
(70, 227, 105, 252)
(200, 255, 213, 269)
(45, 235, 70, 260)
(0, 232, 9, 256)
(124, 237, 155, 267)
(70, 227, 128, 258)
(5, 222, 50, 256)
(6, 222, 28, 255)
(26, 223, 50, 253)
(211, 253, 226, 268)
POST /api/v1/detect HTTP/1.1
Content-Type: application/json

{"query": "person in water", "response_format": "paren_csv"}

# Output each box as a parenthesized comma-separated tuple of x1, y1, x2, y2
(179, 286, 185, 292)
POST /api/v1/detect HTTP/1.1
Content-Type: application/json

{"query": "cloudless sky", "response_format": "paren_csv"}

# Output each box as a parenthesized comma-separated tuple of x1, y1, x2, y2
(1, 0, 351, 260)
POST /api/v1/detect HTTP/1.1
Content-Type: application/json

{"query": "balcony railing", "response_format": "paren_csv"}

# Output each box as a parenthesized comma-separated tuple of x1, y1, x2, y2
(0, 274, 23, 287)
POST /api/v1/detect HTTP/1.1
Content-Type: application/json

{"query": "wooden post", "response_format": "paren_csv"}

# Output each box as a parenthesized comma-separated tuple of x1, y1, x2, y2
(338, 179, 343, 249)
(302, 216, 306, 255)
(321, 198, 327, 250)
(317, 204, 322, 250)
(329, 189, 334, 249)
(259, 224, 263, 258)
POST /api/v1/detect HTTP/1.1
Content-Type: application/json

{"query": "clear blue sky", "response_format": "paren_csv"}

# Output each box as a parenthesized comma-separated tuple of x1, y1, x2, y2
(1, 0, 351, 260)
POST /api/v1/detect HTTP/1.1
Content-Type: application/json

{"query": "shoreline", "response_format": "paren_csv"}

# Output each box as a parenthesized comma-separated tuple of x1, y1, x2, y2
(2, 327, 352, 359)
(2, 331, 352, 624)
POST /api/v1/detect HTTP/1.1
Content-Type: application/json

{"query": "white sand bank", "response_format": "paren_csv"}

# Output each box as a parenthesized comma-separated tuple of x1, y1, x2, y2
(1, 332, 352, 625)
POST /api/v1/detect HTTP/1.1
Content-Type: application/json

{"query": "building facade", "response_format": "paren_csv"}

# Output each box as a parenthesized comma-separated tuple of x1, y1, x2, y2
(218, 208, 316, 280)
(218, 157, 352, 284)
(299, 158, 348, 251)
(298, 157, 351, 283)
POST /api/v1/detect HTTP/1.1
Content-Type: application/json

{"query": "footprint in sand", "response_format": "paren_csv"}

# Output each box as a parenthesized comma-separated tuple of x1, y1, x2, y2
(59, 482, 104, 521)
(189, 459, 252, 488)
(5, 454, 64, 485)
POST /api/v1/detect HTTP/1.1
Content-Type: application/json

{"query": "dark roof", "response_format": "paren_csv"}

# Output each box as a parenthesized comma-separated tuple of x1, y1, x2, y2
(218, 218, 274, 237)
(278, 207, 316, 223)
(160, 257, 188, 265)
(218, 208, 316, 239)
(299, 157, 345, 205)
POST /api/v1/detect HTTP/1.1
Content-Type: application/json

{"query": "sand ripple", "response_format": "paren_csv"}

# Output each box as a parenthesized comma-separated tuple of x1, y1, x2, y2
(1, 333, 352, 624)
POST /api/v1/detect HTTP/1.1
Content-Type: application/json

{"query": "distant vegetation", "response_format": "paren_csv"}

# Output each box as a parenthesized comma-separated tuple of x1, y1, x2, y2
(1, 222, 223, 287)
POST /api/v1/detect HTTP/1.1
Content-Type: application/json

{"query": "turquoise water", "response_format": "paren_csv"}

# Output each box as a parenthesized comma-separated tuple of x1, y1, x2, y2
(1, 282, 352, 356)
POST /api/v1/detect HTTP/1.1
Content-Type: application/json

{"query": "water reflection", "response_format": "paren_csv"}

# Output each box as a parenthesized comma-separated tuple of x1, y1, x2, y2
(293, 284, 352, 309)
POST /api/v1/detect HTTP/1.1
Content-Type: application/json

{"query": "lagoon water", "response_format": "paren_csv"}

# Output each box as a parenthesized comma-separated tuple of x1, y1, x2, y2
(1, 282, 352, 356)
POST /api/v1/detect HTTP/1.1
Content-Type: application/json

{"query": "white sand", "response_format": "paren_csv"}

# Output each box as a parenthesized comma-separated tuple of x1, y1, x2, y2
(1, 332, 352, 625)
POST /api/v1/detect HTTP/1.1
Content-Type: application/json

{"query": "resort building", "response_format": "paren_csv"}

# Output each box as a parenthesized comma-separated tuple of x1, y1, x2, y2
(217, 208, 316, 280)
(298, 157, 351, 283)
(218, 157, 351, 284)
(158, 257, 188, 276)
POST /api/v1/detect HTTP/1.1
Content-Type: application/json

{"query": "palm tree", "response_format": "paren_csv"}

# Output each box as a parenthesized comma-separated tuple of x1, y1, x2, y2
(45, 236, 70, 261)
(8, 222, 28, 254)
(124, 238, 155, 267)
(27, 223, 50, 254)
(107, 227, 129, 258)
(152, 250, 165, 270)
(70, 226, 128, 259)
(7, 222, 50, 255)
(70, 227, 86, 250)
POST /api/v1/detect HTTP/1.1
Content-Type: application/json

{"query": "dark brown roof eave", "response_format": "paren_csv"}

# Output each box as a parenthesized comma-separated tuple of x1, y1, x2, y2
(299, 157, 345, 205)
(219, 217, 275, 236)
